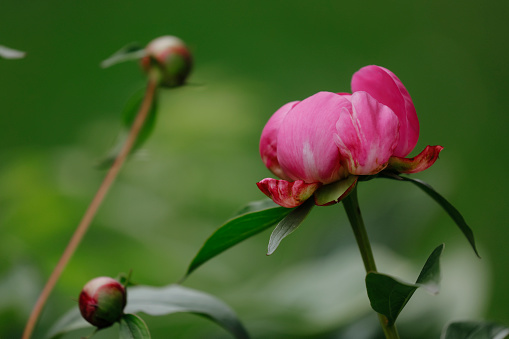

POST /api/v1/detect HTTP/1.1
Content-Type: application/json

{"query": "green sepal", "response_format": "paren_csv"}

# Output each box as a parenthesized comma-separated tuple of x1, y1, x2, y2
(267, 198, 314, 255)
(119, 314, 151, 339)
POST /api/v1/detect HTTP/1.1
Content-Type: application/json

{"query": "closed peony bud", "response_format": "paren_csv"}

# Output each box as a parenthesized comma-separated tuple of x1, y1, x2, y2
(140, 35, 192, 87)
(79, 277, 126, 328)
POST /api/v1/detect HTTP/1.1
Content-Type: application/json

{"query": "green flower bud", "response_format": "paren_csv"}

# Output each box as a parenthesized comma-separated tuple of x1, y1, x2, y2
(140, 35, 192, 87)
(79, 276, 126, 328)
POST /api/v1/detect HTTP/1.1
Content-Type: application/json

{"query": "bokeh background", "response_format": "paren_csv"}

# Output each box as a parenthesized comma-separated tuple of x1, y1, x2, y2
(1, 1, 508, 338)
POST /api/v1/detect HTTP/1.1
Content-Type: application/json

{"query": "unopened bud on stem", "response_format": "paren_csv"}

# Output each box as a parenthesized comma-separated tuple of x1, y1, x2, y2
(140, 35, 192, 87)
(79, 277, 126, 328)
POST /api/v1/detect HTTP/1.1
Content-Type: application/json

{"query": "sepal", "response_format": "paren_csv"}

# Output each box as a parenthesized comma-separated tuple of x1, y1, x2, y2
(314, 176, 358, 206)
(256, 178, 321, 208)
(387, 145, 444, 173)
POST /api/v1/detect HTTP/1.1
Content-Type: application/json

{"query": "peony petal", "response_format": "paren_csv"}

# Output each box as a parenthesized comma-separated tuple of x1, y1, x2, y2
(314, 175, 358, 206)
(277, 92, 350, 184)
(334, 91, 399, 175)
(387, 145, 444, 173)
(259, 101, 299, 180)
(351, 65, 419, 157)
(257, 178, 321, 208)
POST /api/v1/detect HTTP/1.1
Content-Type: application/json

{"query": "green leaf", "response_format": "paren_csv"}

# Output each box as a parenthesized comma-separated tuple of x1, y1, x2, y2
(366, 273, 417, 326)
(185, 204, 293, 277)
(382, 173, 479, 257)
(101, 43, 146, 68)
(267, 199, 314, 255)
(441, 321, 509, 339)
(97, 88, 158, 169)
(0, 45, 26, 59)
(366, 244, 444, 325)
(119, 314, 151, 339)
(126, 284, 250, 339)
(47, 285, 250, 339)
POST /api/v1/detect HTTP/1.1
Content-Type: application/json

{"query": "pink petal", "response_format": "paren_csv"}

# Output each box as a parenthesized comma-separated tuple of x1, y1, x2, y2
(351, 65, 419, 157)
(314, 175, 358, 206)
(257, 178, 321, 208)
(259, 101, 299, 180)
(276, 92, 350, 184)
(334, 91, 399, 175)
(387, 145, 444, 173)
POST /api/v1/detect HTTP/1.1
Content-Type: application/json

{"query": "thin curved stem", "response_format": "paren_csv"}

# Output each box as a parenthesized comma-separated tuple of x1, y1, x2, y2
(22, 73, 159, 339)
(342, 186, 400, 339)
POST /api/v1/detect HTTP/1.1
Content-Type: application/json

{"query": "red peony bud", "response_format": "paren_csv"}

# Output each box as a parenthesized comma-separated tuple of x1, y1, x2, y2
(140, 35, 192, 88)
(79, 277, 126, 328)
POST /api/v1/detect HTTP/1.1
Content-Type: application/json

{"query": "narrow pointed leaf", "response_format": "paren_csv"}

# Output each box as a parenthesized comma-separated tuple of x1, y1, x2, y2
(382, 173, 479, 257)
(0, 45, 26, 59)
(186, 204, 293, 277)
(366, 244, 444, 325)
(47, 285, 250, 339)
(119, 314, 151, 339)
(101, 43, 146, 68)
(441, 321, 509, 339)
(97, 88, 158, 169)
(267, 199, 314, 255)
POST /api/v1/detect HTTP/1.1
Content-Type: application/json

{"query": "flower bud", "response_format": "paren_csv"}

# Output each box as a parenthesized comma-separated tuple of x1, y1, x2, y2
(79, 276, 126, 328)
(140, 35, 192, 87)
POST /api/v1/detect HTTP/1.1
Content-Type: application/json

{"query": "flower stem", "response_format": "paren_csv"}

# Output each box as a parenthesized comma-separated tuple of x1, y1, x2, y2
(342, 186, 400, 339)
(21, 72, 159, 339)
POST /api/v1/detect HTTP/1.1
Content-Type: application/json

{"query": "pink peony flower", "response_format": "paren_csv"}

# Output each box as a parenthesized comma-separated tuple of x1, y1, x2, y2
(258, 65, 443, 208)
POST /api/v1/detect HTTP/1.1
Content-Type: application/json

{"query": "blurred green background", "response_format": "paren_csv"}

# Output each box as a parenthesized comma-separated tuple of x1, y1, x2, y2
(1, 1, 508, 338)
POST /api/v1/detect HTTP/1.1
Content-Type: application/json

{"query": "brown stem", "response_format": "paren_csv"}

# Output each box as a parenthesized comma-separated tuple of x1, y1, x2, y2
(22, 74, 159, 339)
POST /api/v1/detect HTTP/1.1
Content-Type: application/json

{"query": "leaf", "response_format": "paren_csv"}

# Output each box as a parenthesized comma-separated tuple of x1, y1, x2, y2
(185, 204, 293, 277)
(47, 285, 250, 339)
(414, 243, 443, 294)
(267, 199, 314, 255)
(119, 314, 151, 339)
(0, 45, 26, 59)
(97, 88, 158, 169)
(382, 173, 479, 257)
(366, 273, 417, 326)
(441, 321, 509, 339)
(366, 244, 444, 325)
(101, 43, 146, 68)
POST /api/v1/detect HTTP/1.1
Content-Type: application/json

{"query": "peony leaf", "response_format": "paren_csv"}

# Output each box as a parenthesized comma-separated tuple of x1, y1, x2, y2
(382, 173, 479, 257)
(101, 43, 146, 68)
(47, 285, 249, 339)
(267, 199, 314, 255)
(0, 45, 26, 59)
(119, 314, 151, 339)
(185, 203, 293, 277)
(366, 244, 443, 325)
(366, 273, 417, 326)
(97, 88, 158, 169)
(441, 321, 509, 339)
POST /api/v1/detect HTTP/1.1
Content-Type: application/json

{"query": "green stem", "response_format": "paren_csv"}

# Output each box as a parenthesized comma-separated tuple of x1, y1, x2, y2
(342, 186, 400, 339)
(21, 72, 159, 339)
